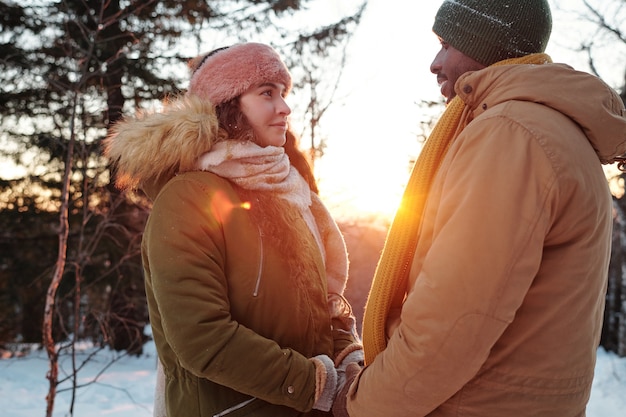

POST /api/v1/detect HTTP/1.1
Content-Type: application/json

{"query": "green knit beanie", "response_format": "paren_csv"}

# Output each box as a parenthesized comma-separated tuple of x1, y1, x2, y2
(432, 0, 552, 66)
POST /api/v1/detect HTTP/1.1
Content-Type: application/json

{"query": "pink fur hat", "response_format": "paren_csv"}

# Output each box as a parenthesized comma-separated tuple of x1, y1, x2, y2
(187, 42, 292, 105)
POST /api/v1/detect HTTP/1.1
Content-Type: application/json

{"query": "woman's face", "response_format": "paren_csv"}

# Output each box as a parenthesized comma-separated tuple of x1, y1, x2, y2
(239, 82, 291, 147)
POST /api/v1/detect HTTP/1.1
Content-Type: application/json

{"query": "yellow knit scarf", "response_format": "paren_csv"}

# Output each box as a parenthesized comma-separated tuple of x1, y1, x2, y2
(362, 53, 552, 365)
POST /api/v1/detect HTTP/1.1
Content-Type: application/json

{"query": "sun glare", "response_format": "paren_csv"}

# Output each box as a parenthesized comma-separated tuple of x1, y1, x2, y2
(315, 152, 412, 227)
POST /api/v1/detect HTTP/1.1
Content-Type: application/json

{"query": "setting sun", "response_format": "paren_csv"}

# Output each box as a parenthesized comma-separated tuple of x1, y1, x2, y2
(313, 141, 419, 225)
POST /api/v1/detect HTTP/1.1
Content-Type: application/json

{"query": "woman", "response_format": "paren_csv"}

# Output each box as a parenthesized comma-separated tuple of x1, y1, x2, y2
(104, 43, 362, 416)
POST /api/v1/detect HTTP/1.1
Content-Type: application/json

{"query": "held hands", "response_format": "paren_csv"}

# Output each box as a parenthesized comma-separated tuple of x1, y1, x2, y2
(332, 362, 362, 417)
(309, 344, 364, 414)
(332, 344, 364, 417)
(334, 343, 364, 387)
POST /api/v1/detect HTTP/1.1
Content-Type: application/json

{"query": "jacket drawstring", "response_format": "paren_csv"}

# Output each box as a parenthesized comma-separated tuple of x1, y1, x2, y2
(213, 397, 256, 417)
(252, 227, 263, 297)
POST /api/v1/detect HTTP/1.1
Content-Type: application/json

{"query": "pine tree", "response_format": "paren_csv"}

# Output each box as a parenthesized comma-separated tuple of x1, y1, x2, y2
(0, 0, 366, 352)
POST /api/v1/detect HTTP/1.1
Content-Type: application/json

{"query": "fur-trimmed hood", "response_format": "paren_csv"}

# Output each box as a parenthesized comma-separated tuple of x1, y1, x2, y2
(104, 95, 219, 199)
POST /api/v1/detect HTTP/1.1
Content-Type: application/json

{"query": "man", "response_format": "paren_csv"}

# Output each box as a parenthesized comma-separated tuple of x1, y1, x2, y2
(332, 0, 626, 416)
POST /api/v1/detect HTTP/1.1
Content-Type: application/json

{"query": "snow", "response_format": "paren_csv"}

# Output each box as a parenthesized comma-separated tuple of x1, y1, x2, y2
(0, 340, 625, 416)
(0, 341, 158, 417)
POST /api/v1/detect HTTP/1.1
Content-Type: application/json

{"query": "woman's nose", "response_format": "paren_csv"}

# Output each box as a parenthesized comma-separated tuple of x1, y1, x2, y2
(279, 97, 291, 115)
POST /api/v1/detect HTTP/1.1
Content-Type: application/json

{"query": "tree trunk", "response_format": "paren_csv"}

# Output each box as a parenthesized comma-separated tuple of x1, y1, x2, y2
(42, 103, 77, 417)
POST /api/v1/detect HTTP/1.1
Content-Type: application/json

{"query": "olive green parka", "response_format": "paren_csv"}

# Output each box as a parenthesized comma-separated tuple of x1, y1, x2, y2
(105, 97, 357, 417)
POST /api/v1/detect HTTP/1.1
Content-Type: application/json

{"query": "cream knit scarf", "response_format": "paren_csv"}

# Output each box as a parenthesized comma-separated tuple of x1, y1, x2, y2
(197, 140, 312, 211)
(196, 140, 349, 295)
(362, 53, 553, 365)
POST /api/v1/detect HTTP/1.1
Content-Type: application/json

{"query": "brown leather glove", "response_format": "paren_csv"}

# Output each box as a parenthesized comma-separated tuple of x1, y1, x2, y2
(331, 361, 361, 417)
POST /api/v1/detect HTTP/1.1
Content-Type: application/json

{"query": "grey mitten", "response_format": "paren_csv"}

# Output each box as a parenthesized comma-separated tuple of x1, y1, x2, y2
(334, 343, 364, 370)
(333, 343, 364, 410)
(309, 354, 338, 411)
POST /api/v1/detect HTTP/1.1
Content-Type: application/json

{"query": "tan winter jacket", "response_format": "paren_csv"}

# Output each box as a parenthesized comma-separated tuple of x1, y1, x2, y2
(348, 63, 626, 416)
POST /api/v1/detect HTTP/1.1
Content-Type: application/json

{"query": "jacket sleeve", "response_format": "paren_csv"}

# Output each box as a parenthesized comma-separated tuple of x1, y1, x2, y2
(347, 115, 557, 416)
(143, 176, 317, 412)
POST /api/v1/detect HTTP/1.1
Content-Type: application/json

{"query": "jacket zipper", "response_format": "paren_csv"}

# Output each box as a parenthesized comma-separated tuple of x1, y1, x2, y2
(252, 227, 263, 297)
(214, 232, 262, 416)
(213, 397, 256, 417)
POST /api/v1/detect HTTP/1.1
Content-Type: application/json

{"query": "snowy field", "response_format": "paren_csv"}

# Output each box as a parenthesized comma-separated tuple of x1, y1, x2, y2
(1, 341, 625, 416)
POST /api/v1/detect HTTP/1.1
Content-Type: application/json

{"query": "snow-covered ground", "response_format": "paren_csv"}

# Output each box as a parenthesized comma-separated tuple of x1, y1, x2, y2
(1, 341, 625, 416)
